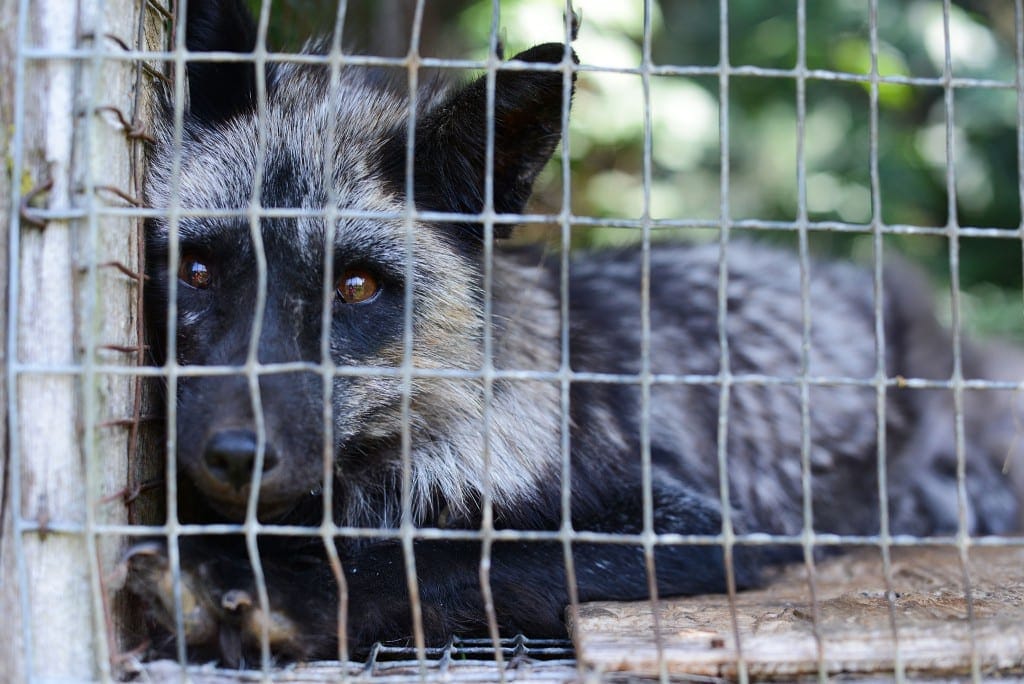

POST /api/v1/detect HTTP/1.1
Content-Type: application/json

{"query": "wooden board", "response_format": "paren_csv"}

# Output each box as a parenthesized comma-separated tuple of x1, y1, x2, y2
(569, 546, 1024, 679)
(0, 0, 146, 679)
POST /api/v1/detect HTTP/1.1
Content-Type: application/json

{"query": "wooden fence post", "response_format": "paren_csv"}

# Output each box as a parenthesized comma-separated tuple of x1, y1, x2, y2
(1, 1, 163, 679)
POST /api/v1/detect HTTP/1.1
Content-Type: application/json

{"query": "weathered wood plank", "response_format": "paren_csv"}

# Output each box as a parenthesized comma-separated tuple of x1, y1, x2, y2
(0, 0, 148, 679)
(569, 546, 1024, 679)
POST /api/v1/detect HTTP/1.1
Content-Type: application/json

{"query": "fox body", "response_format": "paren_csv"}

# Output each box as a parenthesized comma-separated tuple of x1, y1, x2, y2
(130, 0, 1022, 666)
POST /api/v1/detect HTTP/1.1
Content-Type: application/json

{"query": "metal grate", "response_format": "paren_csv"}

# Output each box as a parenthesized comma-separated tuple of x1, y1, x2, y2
(4, 0, 1024, 682)
(136, 637, 579, 683)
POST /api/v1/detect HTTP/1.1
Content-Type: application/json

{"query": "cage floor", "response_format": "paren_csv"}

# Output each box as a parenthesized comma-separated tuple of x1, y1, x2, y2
(569, 545, 1024, 680)
(133, 636, 580, 683)
(132, 546, 1024, 682)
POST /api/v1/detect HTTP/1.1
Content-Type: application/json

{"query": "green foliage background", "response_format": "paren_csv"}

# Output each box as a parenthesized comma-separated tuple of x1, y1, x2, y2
(251, 0, 1023, 342)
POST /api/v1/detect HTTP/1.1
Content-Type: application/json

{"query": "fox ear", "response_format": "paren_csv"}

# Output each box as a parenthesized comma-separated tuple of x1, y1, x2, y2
(384, 43, 577, 240)
(181, 0, 259, 121)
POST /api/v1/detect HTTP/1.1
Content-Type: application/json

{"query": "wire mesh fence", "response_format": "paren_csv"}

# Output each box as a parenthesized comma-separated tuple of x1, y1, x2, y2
(3, 0, 1024, 682)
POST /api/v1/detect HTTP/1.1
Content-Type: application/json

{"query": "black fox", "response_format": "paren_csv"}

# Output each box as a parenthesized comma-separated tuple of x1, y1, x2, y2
(129, 0, 1023, 666)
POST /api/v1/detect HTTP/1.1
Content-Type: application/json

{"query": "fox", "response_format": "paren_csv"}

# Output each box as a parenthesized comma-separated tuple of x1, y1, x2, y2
(127, 0, 1023, 667)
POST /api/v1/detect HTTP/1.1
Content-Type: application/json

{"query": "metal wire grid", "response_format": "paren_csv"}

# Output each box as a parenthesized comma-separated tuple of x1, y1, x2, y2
(136, 637, 579, 683)
(5, 0, 1024, 682)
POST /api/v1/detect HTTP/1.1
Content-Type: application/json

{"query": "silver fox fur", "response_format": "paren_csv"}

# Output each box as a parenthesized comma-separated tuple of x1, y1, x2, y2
(128, 0, 1023, 665)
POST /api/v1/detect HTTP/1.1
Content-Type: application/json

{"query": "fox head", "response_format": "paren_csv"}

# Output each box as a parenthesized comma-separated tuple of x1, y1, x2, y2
(145, 0, 576, 525)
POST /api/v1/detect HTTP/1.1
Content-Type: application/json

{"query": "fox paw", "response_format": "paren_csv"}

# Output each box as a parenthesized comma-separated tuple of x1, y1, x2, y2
(122, 541, 306, 667)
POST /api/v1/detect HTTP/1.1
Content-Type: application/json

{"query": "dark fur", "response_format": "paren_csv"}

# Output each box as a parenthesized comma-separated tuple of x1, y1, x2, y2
(129, 0, 1023, 666)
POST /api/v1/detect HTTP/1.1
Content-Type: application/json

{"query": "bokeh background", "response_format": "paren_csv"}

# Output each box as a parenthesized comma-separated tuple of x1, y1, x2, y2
(249, 0, 1023, 343)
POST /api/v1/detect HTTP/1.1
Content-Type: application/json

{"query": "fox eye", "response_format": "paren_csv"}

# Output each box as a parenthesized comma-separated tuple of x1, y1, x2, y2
(179, 256, 213, 289)
(336, 269, 379, 304)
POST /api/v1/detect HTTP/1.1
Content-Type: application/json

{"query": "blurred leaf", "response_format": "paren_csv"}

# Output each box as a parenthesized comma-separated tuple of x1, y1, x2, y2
(832, 38, 913, 109)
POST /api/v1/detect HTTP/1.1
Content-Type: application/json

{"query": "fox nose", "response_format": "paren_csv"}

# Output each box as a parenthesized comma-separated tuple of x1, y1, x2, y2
(202, 429, 279, 491)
